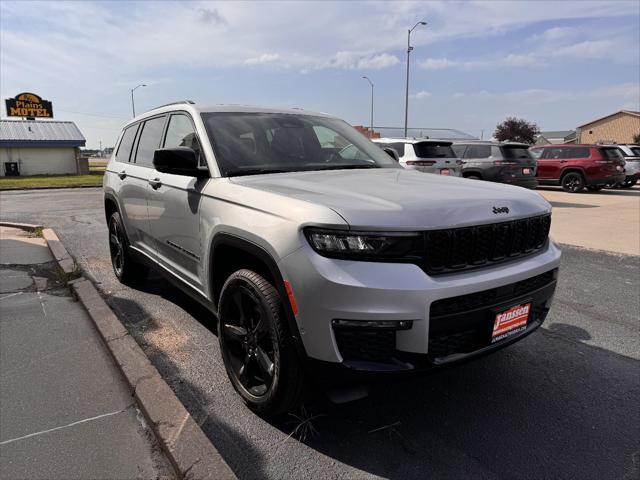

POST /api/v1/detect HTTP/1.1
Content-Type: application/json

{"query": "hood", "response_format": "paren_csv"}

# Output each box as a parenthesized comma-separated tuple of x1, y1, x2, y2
(231, 168, 551, 229)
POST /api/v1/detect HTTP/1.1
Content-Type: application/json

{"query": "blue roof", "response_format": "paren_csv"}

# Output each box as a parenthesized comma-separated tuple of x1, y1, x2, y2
(0, 120, 85, 147)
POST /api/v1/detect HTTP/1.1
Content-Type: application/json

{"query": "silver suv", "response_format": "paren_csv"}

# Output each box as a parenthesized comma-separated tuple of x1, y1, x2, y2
(372, 137, 462, 176)
(104, 102, 561, 415)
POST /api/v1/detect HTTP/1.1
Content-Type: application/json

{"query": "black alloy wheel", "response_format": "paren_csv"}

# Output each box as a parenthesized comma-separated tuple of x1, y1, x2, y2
(218, 269, 304, 416)
(620, 177, 638, 189)
(561, 172, 585, 193)
(108, 213, 126, 279)
(108, 211, 148, 284)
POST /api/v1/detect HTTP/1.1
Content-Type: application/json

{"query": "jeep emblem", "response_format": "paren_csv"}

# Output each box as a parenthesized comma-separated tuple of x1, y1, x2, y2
(493, 206, 509, 214)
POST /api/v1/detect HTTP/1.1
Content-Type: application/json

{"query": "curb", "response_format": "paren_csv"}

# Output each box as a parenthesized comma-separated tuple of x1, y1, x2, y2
(0, 220, 43, 231)
(32, 225, 236, 480)
(0, 185, 102, 192)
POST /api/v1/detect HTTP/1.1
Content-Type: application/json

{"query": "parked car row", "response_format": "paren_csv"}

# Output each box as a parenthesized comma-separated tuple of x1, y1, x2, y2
(374, 137, 638, 193)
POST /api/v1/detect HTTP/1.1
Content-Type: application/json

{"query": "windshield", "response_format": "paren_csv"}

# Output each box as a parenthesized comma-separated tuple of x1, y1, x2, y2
(201, 112, 400, 176)
(413, 142, 455, 159)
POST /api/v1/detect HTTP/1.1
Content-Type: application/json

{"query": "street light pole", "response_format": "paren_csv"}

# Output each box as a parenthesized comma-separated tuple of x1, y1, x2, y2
(404, 21, 427, 138)
(130, 84, 146, 117)
(362, 76, 374, 133)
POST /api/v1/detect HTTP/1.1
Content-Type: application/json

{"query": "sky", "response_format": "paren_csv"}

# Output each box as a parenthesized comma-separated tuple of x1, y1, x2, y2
(1, 0, 639, 149)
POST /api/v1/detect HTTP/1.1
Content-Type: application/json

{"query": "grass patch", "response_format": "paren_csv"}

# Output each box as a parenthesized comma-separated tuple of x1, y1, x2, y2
(28, 226, 44, 238)
(0, 171, 104, 190)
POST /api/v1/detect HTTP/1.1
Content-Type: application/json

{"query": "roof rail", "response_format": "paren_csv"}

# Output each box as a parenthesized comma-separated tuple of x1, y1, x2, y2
(150, 100, 196, 110)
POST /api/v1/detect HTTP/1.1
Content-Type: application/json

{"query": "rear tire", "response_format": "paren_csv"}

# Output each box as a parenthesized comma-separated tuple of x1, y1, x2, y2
(561, 172, 585, 193)
(620, 178, 637, 189)
(108, 211, 149, 284)
(218, 269, 304, 416)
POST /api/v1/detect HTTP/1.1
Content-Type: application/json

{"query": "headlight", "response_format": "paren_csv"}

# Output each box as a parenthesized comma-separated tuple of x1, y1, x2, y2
(304, 227, 423, 260)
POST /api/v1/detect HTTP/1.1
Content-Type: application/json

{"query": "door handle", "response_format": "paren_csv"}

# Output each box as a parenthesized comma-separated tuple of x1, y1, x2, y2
(148, 178, 162, 190)
(560, 160, 568, 163)
(118, 170, 127, 180)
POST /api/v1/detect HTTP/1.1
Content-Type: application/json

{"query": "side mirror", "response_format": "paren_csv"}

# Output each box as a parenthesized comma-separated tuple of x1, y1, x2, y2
(383, 147, 400, 162)
(153, 147, 208, 177)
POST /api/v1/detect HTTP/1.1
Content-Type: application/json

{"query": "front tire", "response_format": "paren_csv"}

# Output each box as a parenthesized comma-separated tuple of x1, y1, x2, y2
(561, 172, 585, 193)
(218, 269, 304, 416)
(108, 211, 148, 284)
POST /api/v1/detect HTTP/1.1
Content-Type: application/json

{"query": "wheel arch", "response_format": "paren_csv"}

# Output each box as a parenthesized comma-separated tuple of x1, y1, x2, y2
(208, 233, 307, 358)
(559, 167, 585, 181)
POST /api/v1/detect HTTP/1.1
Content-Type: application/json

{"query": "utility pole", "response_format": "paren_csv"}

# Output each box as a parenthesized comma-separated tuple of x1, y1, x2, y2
(404, 21, 427, 138)
(362, 76, 374, 134)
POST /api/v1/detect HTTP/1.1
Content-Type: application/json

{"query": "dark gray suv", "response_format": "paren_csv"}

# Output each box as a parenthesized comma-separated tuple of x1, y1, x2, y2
(452, 142, 538, 189)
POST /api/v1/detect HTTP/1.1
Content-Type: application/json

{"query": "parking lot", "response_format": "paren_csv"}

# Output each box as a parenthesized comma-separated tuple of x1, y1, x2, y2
(0, 186, 638, 479)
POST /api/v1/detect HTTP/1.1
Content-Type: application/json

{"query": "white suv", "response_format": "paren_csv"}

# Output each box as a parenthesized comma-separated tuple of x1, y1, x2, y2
(104, 102, 561, 415)
(373, 137, 462, 176)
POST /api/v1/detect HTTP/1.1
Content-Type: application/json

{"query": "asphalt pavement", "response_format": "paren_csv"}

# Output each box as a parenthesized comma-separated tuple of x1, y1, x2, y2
(0, 187, 638, 480)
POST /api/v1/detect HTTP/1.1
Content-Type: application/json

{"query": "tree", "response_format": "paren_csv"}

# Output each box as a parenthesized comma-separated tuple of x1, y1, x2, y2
(493, 117, 540, 144)
(632, 132, 640, 144)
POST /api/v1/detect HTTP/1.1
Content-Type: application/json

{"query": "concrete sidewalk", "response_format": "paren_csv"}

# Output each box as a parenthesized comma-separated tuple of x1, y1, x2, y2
(0, 227, 175, 479)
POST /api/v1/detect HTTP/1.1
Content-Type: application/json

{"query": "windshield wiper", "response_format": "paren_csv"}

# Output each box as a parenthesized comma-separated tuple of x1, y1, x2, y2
(225, 168, 289, 177)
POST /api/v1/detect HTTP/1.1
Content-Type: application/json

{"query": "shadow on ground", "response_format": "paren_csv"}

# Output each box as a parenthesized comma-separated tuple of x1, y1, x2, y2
(104, 271, 639, 480)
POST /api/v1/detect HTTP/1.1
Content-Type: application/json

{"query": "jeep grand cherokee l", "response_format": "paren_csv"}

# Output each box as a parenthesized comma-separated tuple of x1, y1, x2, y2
(530, 144, 625, 192)
(372, 138, 462, 176)
(104, 102, 561, 415)
(451, 141, 538, 189)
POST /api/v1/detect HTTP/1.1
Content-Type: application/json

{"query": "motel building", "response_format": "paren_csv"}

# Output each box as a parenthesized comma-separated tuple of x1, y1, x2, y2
(0, 119, 87, 177)
(1, 92, 87, 177)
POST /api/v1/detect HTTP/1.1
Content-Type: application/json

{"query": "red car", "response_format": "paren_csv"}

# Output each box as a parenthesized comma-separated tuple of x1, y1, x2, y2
(530, 144, 625, 193)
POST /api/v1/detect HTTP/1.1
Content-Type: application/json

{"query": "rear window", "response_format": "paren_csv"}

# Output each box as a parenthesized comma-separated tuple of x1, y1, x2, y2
(500, 147, 532, 162)
(413, 143, 455, 159)
(464, 145, 491, 159)
(115, 125, 138, 163)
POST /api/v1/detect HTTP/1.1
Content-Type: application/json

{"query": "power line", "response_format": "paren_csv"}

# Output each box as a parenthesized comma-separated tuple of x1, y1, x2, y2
(56, 109, 128, 120)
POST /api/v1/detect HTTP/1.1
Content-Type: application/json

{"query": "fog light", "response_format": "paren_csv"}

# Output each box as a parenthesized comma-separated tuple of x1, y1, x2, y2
(332, 319, 413, 330)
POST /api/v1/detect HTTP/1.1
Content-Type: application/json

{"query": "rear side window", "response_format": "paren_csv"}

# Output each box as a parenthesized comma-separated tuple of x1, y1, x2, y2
(115, 125, 138, 163)
(464, 145, 491, 159)
(600, 148, 623, 160)
(135, 116, 166, 167)
(451, 145, 466, 157)
(413, 143, 455, 158)
(564, 147, 590, 158)
(631, 147, 640, 156)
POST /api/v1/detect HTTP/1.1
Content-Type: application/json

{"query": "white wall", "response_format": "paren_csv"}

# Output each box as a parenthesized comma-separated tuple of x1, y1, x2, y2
(0, 147, 78, 176)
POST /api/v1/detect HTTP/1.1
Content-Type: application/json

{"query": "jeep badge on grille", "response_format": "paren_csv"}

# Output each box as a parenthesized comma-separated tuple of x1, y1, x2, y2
(493, 206, 509, 214)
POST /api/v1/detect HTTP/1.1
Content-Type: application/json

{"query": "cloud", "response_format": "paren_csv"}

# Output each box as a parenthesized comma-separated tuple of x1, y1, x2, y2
(244, 53, 282, 65)
(419, 53, 543, 70)
(329, 51, 400, 70)
(419, 58, 457, 70)
(551, 40, 613, 59)
(411, 90, 432, 99)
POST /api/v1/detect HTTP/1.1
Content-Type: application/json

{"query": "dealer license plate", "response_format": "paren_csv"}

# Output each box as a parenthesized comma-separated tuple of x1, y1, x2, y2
(492, 303, 531, 343)
(522, 168, 531, 174)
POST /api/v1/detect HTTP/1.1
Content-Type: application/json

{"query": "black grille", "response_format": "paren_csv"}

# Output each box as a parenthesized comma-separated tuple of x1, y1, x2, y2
(334, 330, 395, 363)
(423, 214, 551, 274)
(427, 328, 485, 358)
(430, 269, 556, 318)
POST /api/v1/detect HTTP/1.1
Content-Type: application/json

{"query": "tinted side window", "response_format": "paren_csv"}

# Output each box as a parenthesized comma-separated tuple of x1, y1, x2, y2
(451, 145, 466, 157)
(163, 114, 203, 163)
(530, 149, 543, 159)
(564, 147, 589, 159)
(386, 142, 406, 157)
(115, 125, 138, 163)
(465, 145, 491, 158)
(134, 116, 166, 167)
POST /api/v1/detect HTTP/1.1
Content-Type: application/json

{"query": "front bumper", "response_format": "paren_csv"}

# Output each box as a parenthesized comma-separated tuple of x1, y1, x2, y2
(279, 240, 561, 367)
